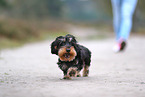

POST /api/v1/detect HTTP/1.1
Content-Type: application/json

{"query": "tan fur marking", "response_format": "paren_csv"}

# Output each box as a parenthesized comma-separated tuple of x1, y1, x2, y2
(58, 46, 77, 61)
(54, 46, 57, 49)
(83, 65, 89, 77)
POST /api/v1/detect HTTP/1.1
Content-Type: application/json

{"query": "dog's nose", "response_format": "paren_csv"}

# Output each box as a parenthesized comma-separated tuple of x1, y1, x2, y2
(66, 48, 70, 52)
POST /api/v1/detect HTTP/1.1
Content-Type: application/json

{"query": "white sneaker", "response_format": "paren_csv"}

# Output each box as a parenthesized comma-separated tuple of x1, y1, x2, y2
(113, 44, 121, 53)
(113, 41, 126, 53)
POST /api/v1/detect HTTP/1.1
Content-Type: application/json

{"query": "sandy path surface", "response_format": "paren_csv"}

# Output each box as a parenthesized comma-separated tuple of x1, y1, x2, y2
(0, 28, 145, 97)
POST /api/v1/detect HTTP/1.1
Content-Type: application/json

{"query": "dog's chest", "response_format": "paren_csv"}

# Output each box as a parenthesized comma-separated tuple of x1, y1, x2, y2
(64, 59, 79, 67)
(58, 59, 79, 70)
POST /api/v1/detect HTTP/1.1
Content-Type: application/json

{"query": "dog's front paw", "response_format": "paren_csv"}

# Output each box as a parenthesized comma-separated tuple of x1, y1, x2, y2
(67, 67, 78, 77)
(63, 75, 71, 80)
(76, 73, 81, 77)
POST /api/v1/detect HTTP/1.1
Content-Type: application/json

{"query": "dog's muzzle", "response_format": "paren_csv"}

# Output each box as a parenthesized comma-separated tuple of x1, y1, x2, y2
(58, 46, 77, 62)
(64, 53, 70, 58)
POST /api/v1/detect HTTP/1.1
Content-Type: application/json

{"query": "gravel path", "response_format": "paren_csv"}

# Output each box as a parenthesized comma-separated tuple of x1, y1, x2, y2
(0, 29, 145, 97)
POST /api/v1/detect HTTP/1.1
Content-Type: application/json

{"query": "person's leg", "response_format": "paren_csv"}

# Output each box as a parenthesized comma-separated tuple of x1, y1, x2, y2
(119, 0, 138, 41)
(111, 0, 121, 40)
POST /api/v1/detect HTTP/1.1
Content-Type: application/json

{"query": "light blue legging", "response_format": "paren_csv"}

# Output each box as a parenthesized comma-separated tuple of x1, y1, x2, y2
(111, 0, 138, 42)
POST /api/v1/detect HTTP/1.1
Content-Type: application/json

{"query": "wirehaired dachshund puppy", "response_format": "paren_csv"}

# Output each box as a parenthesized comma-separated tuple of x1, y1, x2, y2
(51, 34, 91, 79)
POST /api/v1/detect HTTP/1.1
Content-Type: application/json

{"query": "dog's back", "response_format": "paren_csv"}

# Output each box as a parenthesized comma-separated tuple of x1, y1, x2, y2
(78, 44, 91, 66)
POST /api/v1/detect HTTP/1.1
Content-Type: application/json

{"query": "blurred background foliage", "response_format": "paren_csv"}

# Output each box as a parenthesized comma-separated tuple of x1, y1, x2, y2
(0, 0, 145, 48)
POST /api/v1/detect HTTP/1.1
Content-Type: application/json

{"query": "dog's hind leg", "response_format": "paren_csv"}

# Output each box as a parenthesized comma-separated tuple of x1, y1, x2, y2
(83, 65, 89, 77)
(83, 57, 91, 77)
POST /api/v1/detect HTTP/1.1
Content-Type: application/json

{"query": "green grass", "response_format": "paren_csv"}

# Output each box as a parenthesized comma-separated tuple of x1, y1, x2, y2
(0, 37, 22, 49)
(0, 31, 68, 50)
(0, 81, 4, 83)
(4, 73, 9, 75)
(0, 18, 68, 50)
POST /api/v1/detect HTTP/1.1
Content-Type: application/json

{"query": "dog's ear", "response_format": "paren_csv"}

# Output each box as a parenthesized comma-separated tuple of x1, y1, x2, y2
(51, 36, 64, 55)
(51, 40, 59, 55)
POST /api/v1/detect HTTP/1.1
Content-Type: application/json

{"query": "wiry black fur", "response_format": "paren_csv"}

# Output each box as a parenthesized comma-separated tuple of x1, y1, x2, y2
(51, 34, 91, 78)
(51, 36, 64, 55)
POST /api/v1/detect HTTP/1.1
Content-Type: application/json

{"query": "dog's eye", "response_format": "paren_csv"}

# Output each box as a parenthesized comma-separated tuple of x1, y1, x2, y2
(61, 42, 65, 46)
